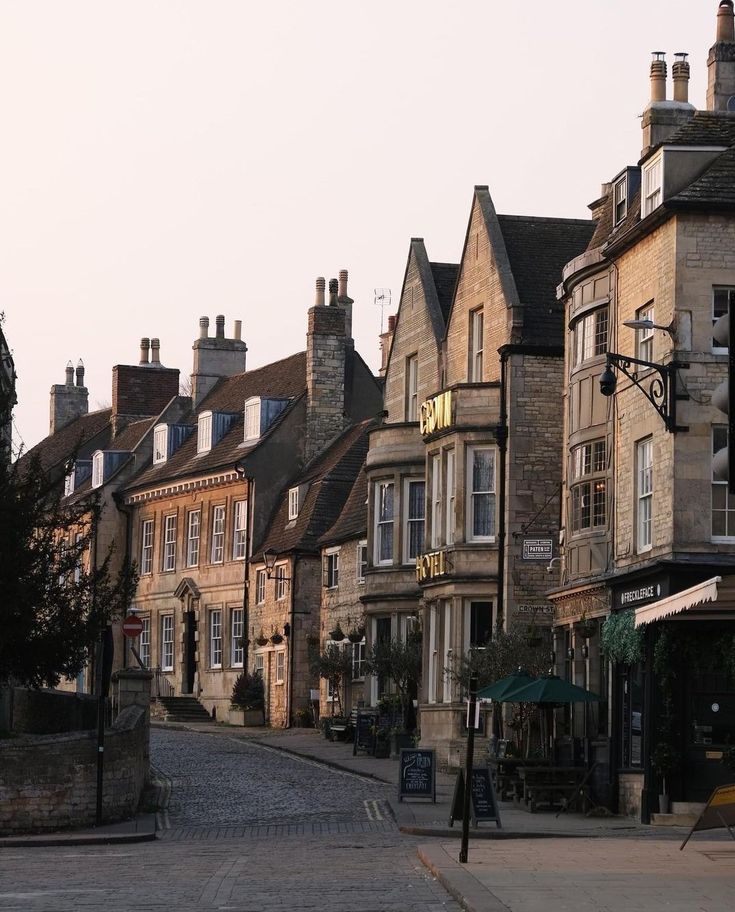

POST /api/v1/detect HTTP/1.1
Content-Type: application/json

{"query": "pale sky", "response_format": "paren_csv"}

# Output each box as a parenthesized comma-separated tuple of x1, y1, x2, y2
(0, 1, 716, 452)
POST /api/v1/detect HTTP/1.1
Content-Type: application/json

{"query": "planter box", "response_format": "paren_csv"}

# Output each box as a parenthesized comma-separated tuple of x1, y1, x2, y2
(229, 708, 264, 726)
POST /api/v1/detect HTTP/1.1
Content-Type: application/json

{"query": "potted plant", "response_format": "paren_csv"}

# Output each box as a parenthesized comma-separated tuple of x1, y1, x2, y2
(365, 625, 422, 737)
(229, 670, 265, 726)
(374, 727, 391, 758)
(651, 741, 678, 814)
(311, 643, 353, 717)
(574, 613, 596, 641)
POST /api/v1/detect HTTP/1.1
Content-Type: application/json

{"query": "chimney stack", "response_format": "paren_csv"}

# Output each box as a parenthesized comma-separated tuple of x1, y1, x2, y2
(672, 53, 691, 103)
(150, 338, 161, 366)
(139, 338, 150, 365)
(337, 268, 354, 343)
(315, 277, 326, 307)
(379, 314, 397, 377)
(112, 339, 179, 435)
(50, 360, 89, 435)
(708, 1, 735, 110)
(190, 314, 248, 407)
(328, 278, 339, 307)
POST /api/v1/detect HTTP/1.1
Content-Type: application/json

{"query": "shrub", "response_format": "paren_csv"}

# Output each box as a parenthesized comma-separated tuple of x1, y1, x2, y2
(231, 670, 265, 711)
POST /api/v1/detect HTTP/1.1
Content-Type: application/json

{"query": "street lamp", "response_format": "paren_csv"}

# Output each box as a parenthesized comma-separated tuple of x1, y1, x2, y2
(262, 548, 291, 581)
(622, 318, 676, 337)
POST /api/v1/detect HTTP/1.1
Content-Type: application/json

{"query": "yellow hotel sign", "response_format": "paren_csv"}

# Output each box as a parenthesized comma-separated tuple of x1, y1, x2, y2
(419, 390, 453, 437)
(416, 550, 450, 583)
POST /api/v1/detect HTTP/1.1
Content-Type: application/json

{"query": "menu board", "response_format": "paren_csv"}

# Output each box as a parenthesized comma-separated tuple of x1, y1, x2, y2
(398, 749, 436, 802)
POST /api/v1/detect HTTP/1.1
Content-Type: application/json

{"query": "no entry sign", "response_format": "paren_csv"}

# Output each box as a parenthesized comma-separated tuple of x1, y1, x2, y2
(121, 614, 143, 638)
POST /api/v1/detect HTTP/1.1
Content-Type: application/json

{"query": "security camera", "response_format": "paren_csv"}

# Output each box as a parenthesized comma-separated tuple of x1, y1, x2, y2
(599, 364, 617, 397)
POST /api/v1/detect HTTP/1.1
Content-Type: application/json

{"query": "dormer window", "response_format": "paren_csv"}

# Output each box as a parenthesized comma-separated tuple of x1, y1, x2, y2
(288, 487, 300, 520)
(197, 412, 213, 454)
(244, 398, 261, 442)
(153, 424, 168, 464)
(642, 153, 663, 217)
(92, 451, 104, 488)
(613, 175, 627, 225)
(64, 470, 75, 497)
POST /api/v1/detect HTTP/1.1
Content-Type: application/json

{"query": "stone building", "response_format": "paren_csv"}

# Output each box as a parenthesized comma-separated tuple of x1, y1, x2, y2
(122, 275, 382, 721)
(550, 0, 735, 820)
(0, 321, 16, 462)
(364, 196, 593, 767)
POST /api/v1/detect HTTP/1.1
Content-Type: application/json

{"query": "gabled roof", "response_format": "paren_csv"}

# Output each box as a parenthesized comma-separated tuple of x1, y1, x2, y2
(16, 408, 112, 476)
(496, 215, 595, 346)
(258, 419, 374, 556)
(124, 352, 307, 491)
(319, 465, 367, 546)
(669, 145, 735, 209)
(430, 263, 459, 323)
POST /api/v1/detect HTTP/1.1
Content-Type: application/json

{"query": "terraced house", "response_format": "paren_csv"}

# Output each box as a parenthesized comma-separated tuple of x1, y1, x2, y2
(364, 192, 593, 767)
(550, 0, 735, 820)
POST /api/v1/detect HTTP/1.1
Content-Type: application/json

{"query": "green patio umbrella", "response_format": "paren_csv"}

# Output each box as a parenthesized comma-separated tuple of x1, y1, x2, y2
(477, 670, 536, 702)
(502, 674, 602, 704)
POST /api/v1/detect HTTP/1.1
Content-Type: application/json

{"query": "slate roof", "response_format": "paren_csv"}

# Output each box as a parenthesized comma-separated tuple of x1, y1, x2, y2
(663, 111, 735, 148)
(258, 419, 374, 556)
(16, 408, 112, 476)
(496, 216, 596, 346)
(319, 466, 367, 546)
(430, 263, 459, 323)
(669, 145, 735, 208)
(125, 352, 307, 491)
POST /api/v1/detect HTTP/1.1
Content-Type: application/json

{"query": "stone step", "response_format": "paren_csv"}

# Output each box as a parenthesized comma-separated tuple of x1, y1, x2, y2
(158, 695, 211, 723)
(650, 811, 700, 827)
(671, 801, 706, 815)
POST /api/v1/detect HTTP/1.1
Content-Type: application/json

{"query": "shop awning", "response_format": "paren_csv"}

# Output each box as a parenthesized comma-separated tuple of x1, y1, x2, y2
(633, 576, 735, 626)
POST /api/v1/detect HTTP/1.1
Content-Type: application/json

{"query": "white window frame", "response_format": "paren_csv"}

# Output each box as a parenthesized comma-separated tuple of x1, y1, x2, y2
(352, 639, 366, 681)
(138, 616, 151, 669)
(254, 653, 265, 677)
(231, 608, 244, 667)
(324, 549, 340, 589)
(288, 487, 299, 521)
(73, 532, 83, 583)
(374, 480, 395, 566)
(712, 425, 735, 541)
(636, 303, 654, 363)
(64, 469, 75, 497)
(161, 615, 174, 671)
(406, 354, 418, 421)
(357, 540, 368, 583)
(275, 563, 288, 600)
(153, 424, 168, 464)
(467, 447, 496, 542)
(428, 601, 437, 705)
(92, 451, 104, 489)
(197, 411, 213, 454)
(469, 308, 484, 382)
(636, 438, 653, 553)
(570, 439, 607, 534)
(210, 609, 222, 669)
(713, 287, 735, 354)
(275, 650, 286, 684)
(642, 152, 663, 217)
(244, 397, 261, 442)
(186, 509, 201, 567)
(210, 504, 225, 564)
(442, 601, 452, 704)
(255, 569, 266, 604)
(573, 308, 609, 366)
(430, 453, 441, 549)
(446, 449, 456, 546)
(613, 173, 627, 226)
(403, 477, 425, 563)
(232, 500, 247, 560)
(140, 519, 154, 575)
(162, 513, 177, 572)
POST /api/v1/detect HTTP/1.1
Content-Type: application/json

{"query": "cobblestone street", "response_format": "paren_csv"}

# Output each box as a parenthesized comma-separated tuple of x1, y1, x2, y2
(0, 729, 461, 912)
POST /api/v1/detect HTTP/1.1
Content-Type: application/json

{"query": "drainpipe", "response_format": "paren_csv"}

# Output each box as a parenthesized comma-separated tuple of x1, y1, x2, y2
(497, 351, 509, 629)
(235, 471, 253, 673)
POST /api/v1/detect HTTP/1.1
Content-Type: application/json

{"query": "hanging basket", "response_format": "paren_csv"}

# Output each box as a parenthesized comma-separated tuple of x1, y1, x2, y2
(270, 633, 284, 645)
(347, 630, 362, 644)
(574, 620, 596, 640)
(329, 626, 346, 642)
(255, 635, 269, 647)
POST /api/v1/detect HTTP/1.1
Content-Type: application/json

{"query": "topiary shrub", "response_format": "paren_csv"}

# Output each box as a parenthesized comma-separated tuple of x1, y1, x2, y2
(231, 670, 265, 711)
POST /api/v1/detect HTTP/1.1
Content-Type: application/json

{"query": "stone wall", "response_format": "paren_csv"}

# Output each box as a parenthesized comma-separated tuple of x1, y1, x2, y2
(0, 704, 148, 834)
(0, 687, 97, 734)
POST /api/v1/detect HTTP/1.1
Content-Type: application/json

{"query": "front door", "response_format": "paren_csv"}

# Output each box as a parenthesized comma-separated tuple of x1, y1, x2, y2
(184, 610, 197, 694)
(684, 669, 735, 802)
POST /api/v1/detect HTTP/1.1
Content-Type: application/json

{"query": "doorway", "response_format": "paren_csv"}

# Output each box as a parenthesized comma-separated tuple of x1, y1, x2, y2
(184, 610, 197, 694)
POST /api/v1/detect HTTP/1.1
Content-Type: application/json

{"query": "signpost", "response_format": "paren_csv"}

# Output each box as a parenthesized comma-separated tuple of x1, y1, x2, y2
(449, 768, 502, 829)
(681, 783, 735, 849)
(122, 614, 144, 638)
(398, 749, 436, 803)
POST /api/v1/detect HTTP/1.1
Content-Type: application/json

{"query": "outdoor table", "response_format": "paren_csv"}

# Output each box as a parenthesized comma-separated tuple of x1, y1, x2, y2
(487, 757, 549, 802)
(516, 765, 588, 813)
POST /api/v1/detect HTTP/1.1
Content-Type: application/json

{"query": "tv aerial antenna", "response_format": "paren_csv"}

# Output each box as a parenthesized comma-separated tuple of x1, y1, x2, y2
(373, 288, 392, 333)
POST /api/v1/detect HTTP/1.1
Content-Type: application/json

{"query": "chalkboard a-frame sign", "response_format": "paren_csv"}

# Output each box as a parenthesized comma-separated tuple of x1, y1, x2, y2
(448, 768, 501, 828)
(398, 748, 436, 803)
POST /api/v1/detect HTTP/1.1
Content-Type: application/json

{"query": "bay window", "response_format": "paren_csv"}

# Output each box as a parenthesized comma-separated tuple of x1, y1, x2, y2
(467, 447, 496, 541)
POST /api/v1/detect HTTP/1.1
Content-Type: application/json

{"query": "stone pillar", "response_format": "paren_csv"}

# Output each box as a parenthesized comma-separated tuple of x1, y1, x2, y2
(113, 668, 153, 780)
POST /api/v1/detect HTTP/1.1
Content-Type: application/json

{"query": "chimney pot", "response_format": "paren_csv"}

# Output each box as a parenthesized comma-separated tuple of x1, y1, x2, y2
(234, 319, 242, 341)
(650, 52, 667, 103)
(65, 361, 74, 386)
(315, 277, 326, 307)
(216, 315, 225, 339)
(672, 52, 691, 102)
(76, 359, 85, 387)
(328, 279, 339, 307)
(717, 0, 735, 43)
(139, 338, 150, 366)
(338, 269, 348, 299)
(199, 317, 209, 339)
(150, 338, 161, 365)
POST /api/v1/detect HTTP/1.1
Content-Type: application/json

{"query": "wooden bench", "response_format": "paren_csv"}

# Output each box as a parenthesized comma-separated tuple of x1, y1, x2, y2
(328, 708, 359, 742)
(488, 758, 548, 802)
(517, 766, 587, 813)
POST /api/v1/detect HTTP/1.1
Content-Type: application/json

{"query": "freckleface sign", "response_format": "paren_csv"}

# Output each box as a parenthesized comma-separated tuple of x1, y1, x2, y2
(416, 550, 451, 583)
(419, 390, 453, 437)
